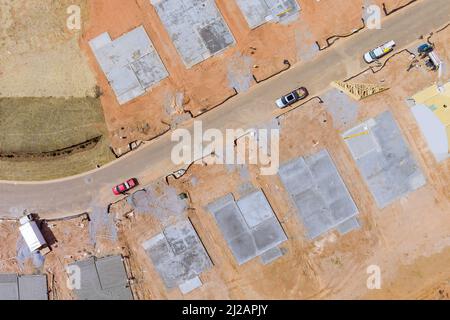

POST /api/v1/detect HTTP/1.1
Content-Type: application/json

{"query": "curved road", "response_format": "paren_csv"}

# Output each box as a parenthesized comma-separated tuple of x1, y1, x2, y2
(1, 0, 449, 218)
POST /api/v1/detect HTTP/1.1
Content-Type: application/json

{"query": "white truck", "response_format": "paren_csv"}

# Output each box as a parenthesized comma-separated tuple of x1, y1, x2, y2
(364, 40, 396, 63)
(19, 214, 51, 256)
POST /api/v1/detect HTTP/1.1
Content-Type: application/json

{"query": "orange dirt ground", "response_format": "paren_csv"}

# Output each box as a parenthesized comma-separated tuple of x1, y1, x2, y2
(31, 24, 450, 298)
(80, 0, 387, 149)
(0, 1, 448, 300)
(0, 215, 120, 300)
(108, 45, 450, 298)
(0, 42, 448, 297)
(109, 22, 448, 300)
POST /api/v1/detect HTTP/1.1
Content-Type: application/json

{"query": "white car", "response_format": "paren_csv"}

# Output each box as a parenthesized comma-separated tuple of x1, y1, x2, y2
(364, 40, 396, 63)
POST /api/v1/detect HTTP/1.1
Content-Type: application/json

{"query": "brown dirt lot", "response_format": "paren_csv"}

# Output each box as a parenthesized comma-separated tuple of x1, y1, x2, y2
(94, 34, 449, 298)
(1, 57, 448, 298)
(82, 0, 415, 149)
(0, 0, 420, 181)
(0, 0, 115, 181)
(1, 1, 448, 300)
(104, 22, 449, 300)
(0, 0, 97, 97)
(0, 213, 123, 300)
(376, 0, 418, 14)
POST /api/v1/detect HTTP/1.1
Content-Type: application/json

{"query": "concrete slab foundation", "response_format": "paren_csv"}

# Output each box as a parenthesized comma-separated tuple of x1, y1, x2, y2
(235, 0, 300, 29)
(70, 255, 133, 300)
(279, 149, 359, 240)
(150, 0, 235, 68)
(260, 246, 284, 265)
(336, 217, 361, 235)
(342, 111, 426, 208)
(0, 273, 48, 300)
(142, 219, 212, 291)
(0, 274, 19, 300)
(90, 26, 168, 104)
(179, 276, 203, 294)
(207, 190, 287, 265)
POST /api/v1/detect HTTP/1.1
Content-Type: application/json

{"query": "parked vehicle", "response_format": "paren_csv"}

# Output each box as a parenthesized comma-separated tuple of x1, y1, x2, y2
(363, 40, 396, 63)
(275, 87, 309, 108)
(418, 43, 433, 54)
(113, 178, 139, 195)
(427, 51, 442, 70)
(19, 214, 51, 256)
(416, 43, 441, 70)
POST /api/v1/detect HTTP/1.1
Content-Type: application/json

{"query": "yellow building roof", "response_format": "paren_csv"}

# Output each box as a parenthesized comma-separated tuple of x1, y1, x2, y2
(432, 98, 450, 154)
(447, 129, 450, 151)
(434, 104, 450, 126)
(413, 83, 450, 106)
(412, 85, 440, 103)
(413, 82, 450, 154)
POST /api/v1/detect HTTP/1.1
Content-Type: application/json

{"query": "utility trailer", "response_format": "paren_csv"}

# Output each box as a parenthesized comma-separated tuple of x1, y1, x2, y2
(19, 215, 51, 256)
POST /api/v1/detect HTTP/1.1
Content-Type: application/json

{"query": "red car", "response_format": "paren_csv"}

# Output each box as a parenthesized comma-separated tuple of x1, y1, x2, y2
(112, 178, 138, 195)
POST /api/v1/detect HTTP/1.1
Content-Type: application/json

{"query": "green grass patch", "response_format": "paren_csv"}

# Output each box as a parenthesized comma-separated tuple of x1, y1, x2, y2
(0, 97, 116, 181)
(0, 137, 115, 181)
(0, 97, 107, 153)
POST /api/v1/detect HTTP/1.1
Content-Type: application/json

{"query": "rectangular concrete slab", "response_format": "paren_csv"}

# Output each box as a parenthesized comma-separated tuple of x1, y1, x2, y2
(279, 157, 315, 196)
(236, 0, 300, 29)
(18, 275, 48, 300)
(237, 190, 275, 228)
(0, 274, 19, 300)
(344, 120, 379, 159)
(252, 217, 286, 252)
(0, 274, 48, 300)
(71, 257, 101, 300)
(228, 232, 258, 264)
(143, 219, 212, 290)
(150, 0, 235, 68)
(179, 276, 203, 295)
(96, 255, 129, 290)
(90, 26, 168, 104)
(107, 65, 143, 98)
(212, 201, 247, 241)
(208, 190, 287, 265)
(70, 255, 133, 300)
(260, 246, 284, 265)
(279, 149, 359, 240)
(342, 111, 426, 208)
(336, 217, 361, 235)
(89, 32, 112, 51)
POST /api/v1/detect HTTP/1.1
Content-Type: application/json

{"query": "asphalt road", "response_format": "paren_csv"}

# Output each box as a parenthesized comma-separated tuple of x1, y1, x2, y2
(1, 0, 449, 218)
